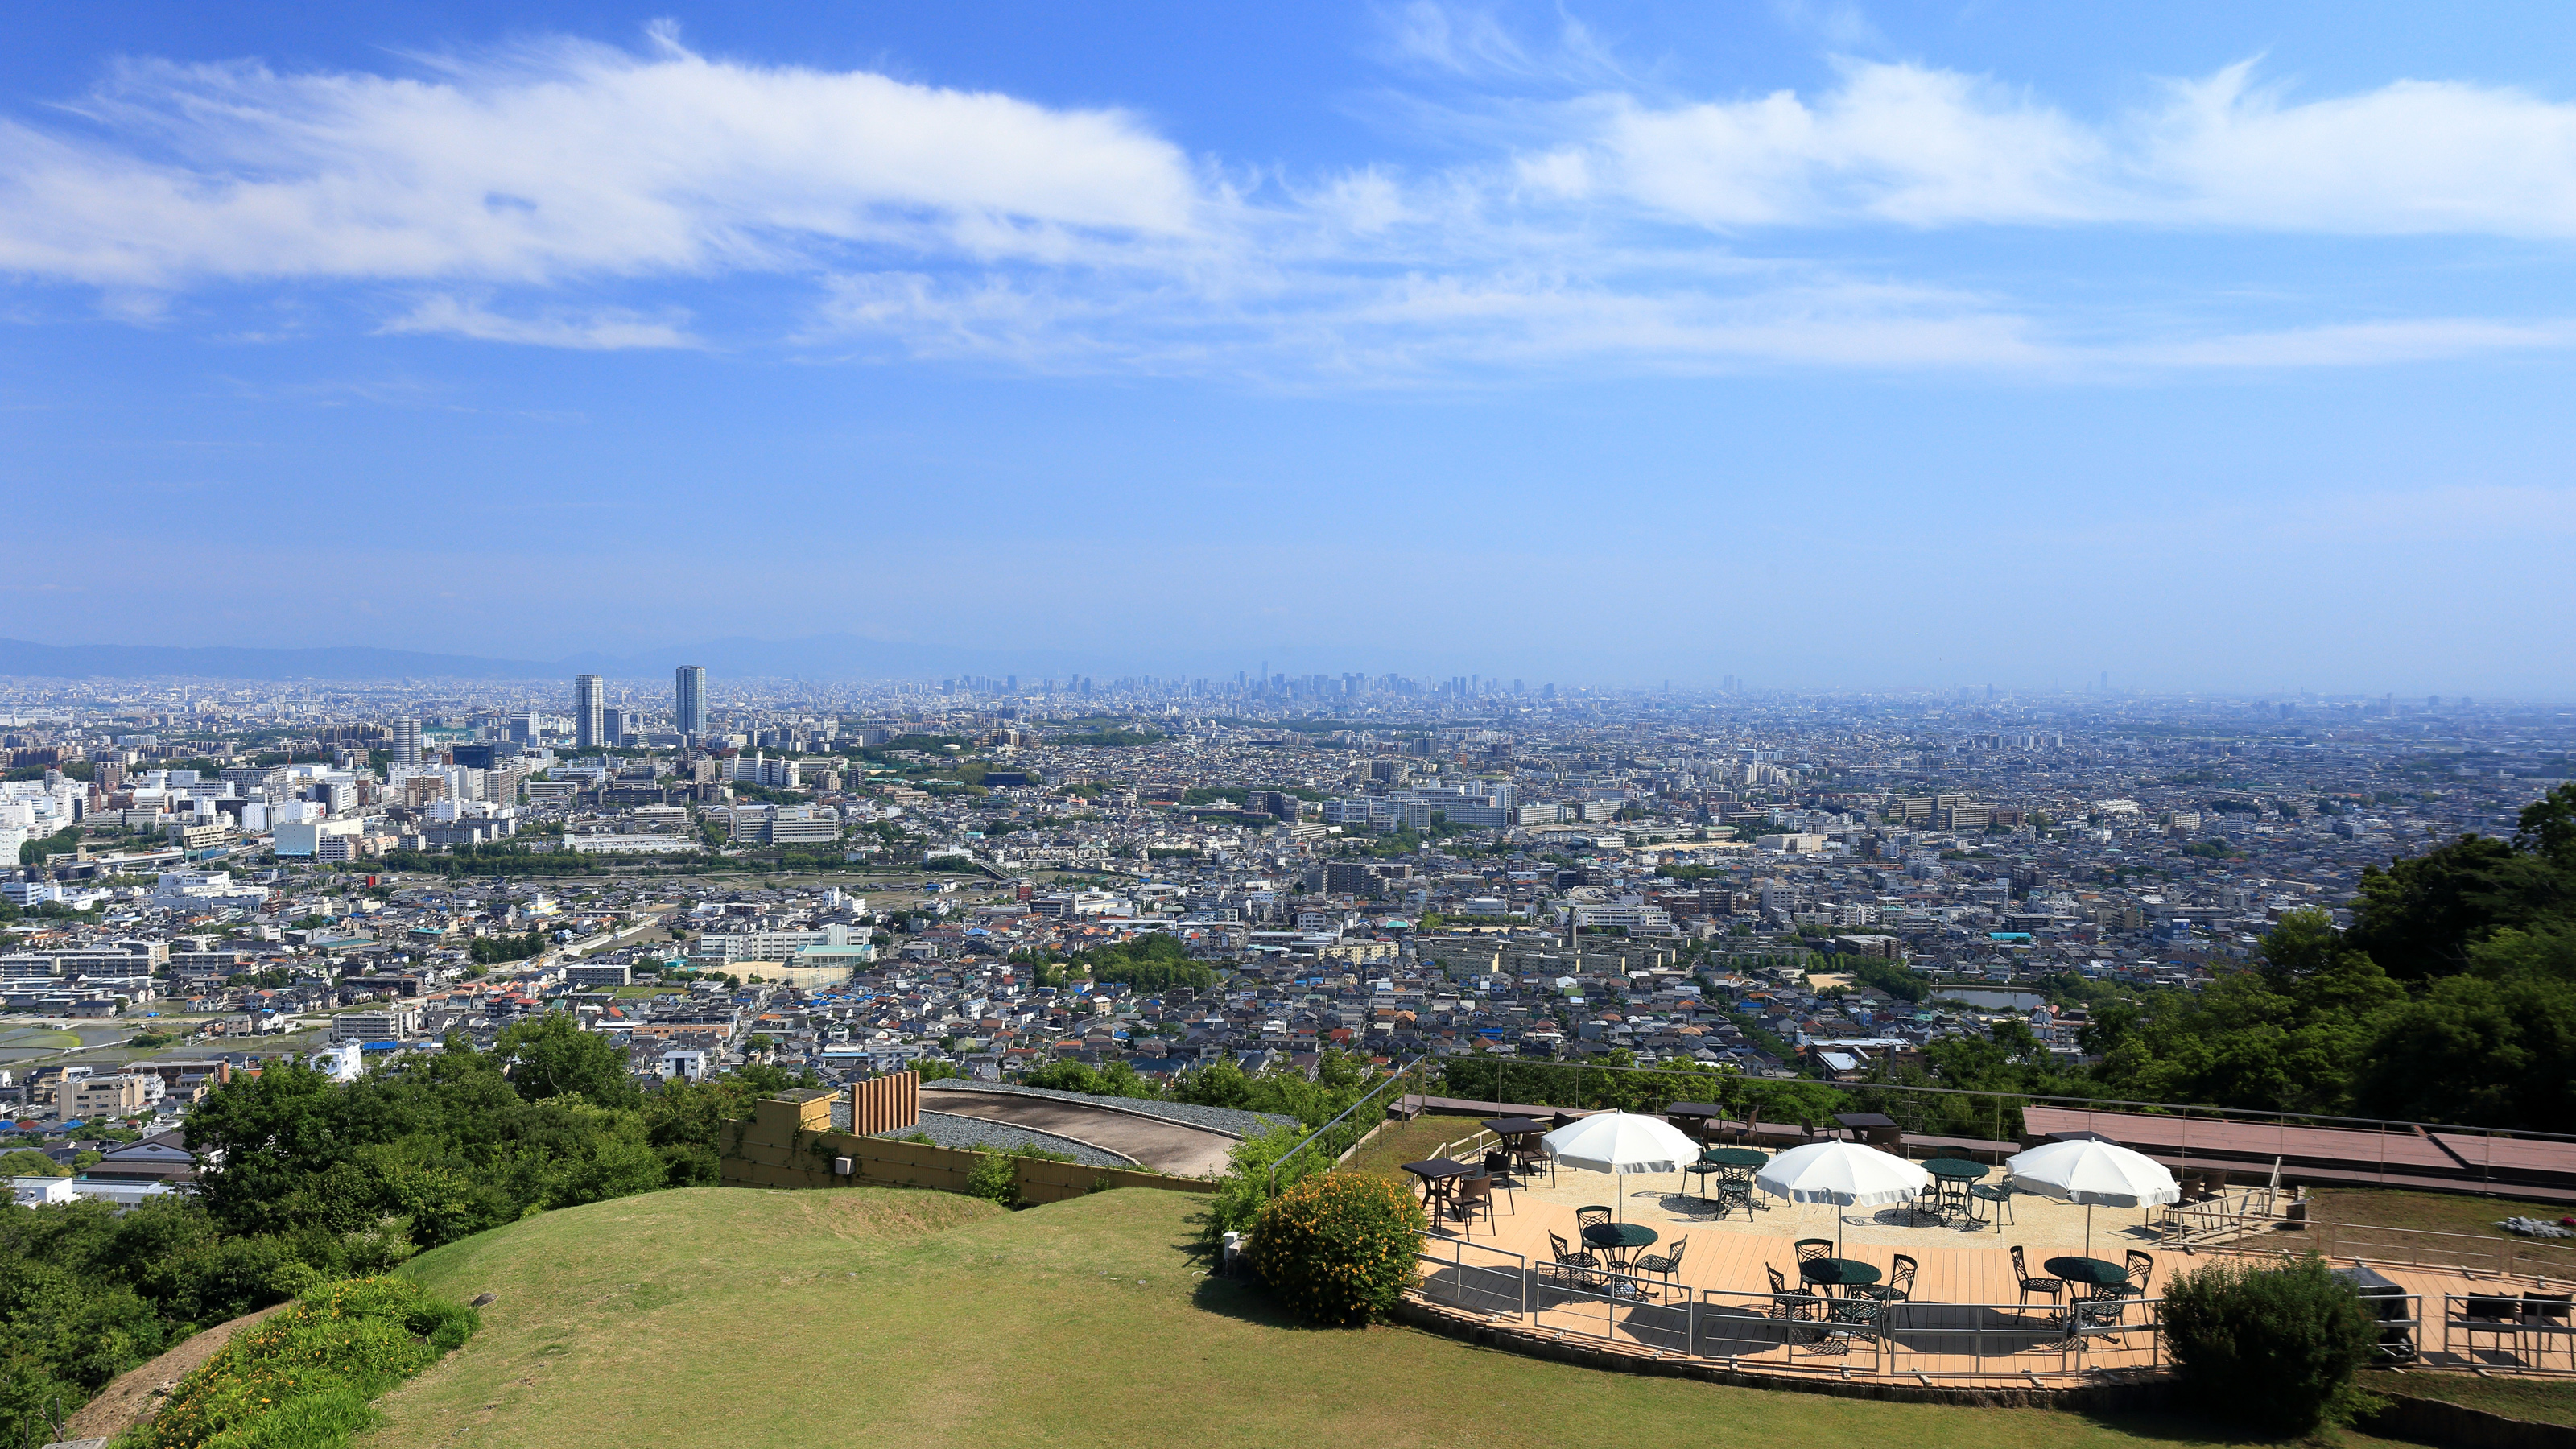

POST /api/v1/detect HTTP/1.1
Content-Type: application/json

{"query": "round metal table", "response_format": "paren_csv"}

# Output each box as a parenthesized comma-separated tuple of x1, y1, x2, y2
(2046, 1255, 2130, 1290)
(1923, 1158, 1988, 1219)
(1799, 1257, 1882, 1295)
(1582, 1221, 1659, 1270)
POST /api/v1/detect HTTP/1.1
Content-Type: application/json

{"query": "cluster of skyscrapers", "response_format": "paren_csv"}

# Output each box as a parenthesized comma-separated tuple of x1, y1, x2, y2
(569, 667, 708, 749)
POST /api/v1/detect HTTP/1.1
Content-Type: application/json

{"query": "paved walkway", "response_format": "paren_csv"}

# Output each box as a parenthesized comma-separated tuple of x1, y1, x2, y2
(927, 1093, 1236, 1176)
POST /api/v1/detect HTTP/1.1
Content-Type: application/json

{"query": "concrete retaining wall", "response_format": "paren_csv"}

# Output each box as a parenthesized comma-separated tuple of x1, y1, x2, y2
(720, 1093, 1216, 1204)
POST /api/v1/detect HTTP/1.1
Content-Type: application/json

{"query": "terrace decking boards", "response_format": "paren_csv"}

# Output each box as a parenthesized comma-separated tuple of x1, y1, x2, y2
(2021, 1107, 2576, 1199)
(1419, 1193, 2523, 1387)
(2427, 1133, 2576, 1190)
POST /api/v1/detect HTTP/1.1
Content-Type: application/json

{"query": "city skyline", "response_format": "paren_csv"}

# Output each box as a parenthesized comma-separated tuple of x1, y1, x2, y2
(6, 3, 2576, 694)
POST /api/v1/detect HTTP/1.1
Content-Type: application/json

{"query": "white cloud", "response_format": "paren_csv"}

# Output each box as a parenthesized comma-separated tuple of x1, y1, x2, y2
(380, 295, 699, 349)
(0, 28, 1203, 287)
(2117, 317, 2576, 369)
(1584, 62, 2106, 226)
(2146, 62, 2576, 236)
(6, 27, 2576, 374)
(1559, 57, 2576, 236)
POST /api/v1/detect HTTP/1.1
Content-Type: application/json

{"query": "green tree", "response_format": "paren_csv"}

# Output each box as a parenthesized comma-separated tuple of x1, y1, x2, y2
(2354, 935, 2576, 1127)
(0, 1148, 68, 1178)
(494, 1014, 641, 1108)
(2346, 788, 2574, 984)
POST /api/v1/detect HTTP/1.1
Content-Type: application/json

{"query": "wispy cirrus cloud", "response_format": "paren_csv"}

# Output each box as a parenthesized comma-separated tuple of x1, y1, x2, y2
(381, 295, 699, 350)
(7, 16, 2576, 378)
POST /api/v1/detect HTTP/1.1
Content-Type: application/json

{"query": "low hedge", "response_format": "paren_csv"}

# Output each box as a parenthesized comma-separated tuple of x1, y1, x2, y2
(125, 1277, 478, 1449)
(1247, 1172, 1427, 1326)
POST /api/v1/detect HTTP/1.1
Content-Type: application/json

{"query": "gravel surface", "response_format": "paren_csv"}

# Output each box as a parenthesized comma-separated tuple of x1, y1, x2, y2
(881, 1110, 1131, 1168)
(923, 1080, 1298, 1139)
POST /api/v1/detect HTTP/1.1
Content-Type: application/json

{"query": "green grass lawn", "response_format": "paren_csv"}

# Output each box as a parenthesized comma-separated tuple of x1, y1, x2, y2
(2368, 1371, 2576, 1428)
(370, 1184, 2409, 1449)
(2304, 1188, 2576, 1275)
(2313, 1188, 2571, 1240)
(1342, 1114, 1503, 1184)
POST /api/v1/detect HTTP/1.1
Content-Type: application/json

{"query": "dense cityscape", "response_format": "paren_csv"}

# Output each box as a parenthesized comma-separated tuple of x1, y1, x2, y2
(17, 2, 2576, 1442)
(7, 665, 2567, 1191)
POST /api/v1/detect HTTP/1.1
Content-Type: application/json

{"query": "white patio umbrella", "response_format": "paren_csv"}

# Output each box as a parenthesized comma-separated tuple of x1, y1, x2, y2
(1753, 1140, 1930, 1257)
(2004, 1138, 2180, 1256)
(1539, 1112, 1702, 1224)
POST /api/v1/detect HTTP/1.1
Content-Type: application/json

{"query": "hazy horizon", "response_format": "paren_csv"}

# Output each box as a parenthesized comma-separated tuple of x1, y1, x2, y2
(6, 3, 2575, 696)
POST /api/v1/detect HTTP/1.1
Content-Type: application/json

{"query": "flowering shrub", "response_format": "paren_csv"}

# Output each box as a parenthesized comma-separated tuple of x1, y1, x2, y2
(133, 1276, 479, 1449)
(1246, 1172, 1427, 1326)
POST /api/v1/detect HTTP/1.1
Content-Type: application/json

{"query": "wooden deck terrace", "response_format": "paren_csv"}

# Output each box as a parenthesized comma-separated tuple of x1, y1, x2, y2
(1404, 1189, 2571, 1391)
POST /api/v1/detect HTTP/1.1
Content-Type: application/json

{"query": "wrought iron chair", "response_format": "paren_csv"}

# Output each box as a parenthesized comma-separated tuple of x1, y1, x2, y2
(1719, 1174, 1757, 1220)
(1633, 1235, 1689, 1293)
(1576, 1205, 1613, 1236)
(1547, 1231, 1601, 1290)
(1860, 1253, 1917, 1305)
(1794, 1238, 1835, 1265)
(2013, 1245, 2064, 1311)
(1765, 1262, 1821, 1323)
(1968, 1182, 2013, 1231)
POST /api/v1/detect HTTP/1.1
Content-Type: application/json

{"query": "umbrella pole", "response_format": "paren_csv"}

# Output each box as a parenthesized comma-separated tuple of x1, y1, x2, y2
(2085, 1202, 2094, 1257)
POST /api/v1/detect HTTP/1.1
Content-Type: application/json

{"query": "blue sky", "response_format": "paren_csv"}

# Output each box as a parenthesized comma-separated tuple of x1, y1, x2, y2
(6, 2, 2576, 694)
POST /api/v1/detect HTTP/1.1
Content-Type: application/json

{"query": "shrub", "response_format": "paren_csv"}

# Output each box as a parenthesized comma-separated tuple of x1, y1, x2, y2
(963, 1145, 1075, 1209)
(1246, 1171, 1427, 1326)
(130, 1276, 479, 1449)
(2159, 1256, 2381, 1436)
(1203, 1124, 1327, 1240)
(964, 1151, 1018, 1207)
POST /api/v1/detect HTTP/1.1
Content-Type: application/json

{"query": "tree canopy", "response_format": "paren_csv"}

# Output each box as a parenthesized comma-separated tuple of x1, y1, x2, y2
(2070, 785, 2576, 1129)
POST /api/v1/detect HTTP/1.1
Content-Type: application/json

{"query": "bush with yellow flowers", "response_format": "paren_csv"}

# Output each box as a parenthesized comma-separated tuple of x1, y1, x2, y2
(1246, 1171, 1428, 1326)
(133, 1276, 479, 1449)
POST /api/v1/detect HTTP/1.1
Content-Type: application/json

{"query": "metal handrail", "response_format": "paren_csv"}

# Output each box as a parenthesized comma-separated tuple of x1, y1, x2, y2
(1265, 1059, 1424, 1199)
(1417, 1263, 2182, 1380)
(2438, 1291, 2576, 1376)
(1427, 1054, 2576, 1145)
(1414, 1236, 1533, 1319)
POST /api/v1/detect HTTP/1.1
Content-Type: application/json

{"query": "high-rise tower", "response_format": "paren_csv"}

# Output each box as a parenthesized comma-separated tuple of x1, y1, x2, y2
(573, 674, 605, 749)
(675, 664, 708, 740)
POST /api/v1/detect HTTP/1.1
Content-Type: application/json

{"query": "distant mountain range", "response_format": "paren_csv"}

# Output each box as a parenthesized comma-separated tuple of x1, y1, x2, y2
(0, 635, 1111, 683)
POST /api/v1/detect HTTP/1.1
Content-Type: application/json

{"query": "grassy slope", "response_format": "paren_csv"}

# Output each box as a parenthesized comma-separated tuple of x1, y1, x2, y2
(365, 1184, 2418, 1449)
(2366, 1371, 2576, 1428)
(2312, 1188, 2571, 1239)
(1341, 1115, 1496, 1185)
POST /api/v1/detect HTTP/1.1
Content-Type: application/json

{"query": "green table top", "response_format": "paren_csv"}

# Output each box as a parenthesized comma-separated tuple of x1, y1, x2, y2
(1800, 1257, 1882, 1287)
(1701, 1147, 1768, 1167)
(1583, 1223, 1660, 1249)
(1925, 1158, 1989, 1181)
(2046, 1256, 2129, 1287)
